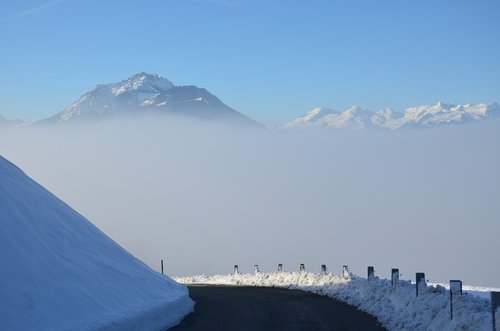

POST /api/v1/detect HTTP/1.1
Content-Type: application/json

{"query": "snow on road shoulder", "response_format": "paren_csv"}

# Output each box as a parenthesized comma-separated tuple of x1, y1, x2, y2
(176, 272, 493, 331)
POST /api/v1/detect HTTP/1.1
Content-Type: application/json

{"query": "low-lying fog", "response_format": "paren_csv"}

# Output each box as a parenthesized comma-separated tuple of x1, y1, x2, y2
(1, 118, 499, 287)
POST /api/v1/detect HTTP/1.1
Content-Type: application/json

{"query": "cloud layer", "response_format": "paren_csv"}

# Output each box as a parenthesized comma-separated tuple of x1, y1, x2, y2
(1, 117, 499, 287)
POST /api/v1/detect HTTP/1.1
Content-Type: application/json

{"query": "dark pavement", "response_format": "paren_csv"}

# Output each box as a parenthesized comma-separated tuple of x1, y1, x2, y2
(170, 285, 386, 331)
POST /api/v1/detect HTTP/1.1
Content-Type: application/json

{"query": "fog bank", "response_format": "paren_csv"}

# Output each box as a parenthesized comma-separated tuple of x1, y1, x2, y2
(1, 118, 499, 287)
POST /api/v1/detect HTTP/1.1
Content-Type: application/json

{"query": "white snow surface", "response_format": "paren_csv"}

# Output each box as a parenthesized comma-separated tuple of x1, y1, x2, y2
(55, 72, 174, 122)
(176, 272, 494, 331)
(0, 155, 193, 330)
(281, 102, 500, 130)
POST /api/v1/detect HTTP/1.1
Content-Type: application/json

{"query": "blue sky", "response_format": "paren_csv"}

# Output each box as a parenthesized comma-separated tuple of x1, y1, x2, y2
(1, 0, 499, 125)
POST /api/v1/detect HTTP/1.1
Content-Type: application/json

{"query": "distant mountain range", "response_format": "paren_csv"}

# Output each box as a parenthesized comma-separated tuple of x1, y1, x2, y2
(0, 73, 499, 131)
(280, 102, 500, 131)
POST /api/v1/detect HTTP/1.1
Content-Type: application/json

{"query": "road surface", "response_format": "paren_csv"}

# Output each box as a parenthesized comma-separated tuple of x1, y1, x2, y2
(170, 285, 386, 331)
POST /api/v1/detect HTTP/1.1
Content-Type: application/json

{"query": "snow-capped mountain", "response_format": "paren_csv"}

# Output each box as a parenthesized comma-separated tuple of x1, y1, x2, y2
(281, 102, 500, 131)
(282, 106, 376, 130)
(39, 72, 262, 127)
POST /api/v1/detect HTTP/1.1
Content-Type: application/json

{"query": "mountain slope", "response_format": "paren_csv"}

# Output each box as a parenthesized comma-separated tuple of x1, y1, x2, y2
(0, 155, 193, 330)
(281, 102, 500, 131)
(40, 72, 262, 128)
(0, 114, 25, 128)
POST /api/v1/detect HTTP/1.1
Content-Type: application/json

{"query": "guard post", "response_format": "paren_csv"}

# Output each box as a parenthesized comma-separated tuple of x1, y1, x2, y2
(342, 265, 350, 279)
(368, 266, 375, 281)
(416, 272, 426, 297)
(449, 280, 462, 320)
(391, 268, 399, 287)
(492, 291, 500, 331)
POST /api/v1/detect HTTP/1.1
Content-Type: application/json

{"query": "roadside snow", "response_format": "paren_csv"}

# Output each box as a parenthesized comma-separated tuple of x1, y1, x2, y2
(176, 272, 493, 331)
(0, 155, 193, 330)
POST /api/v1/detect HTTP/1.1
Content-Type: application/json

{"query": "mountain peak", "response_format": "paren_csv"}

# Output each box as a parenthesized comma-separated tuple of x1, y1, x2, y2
(38, 73, 262, 128)
(435, 101, 454, 109)
(110, 72, 174, 96)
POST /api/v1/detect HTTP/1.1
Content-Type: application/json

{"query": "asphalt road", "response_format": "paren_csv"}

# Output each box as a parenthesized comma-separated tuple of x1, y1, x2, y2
(170, 285, 386, 331)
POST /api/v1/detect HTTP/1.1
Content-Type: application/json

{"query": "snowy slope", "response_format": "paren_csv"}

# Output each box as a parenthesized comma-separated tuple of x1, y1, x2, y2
(177, 272, 494, 331)
(0, 155, 193, 330)
(281, 102, 500, 131)
(39, 72, 261, 128)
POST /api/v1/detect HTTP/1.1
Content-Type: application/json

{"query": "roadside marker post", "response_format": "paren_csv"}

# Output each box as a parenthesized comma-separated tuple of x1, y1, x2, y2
(416, 273, 426, 297)
(367, 266, 375, 281)
(342, 265, 350, 279)
(391, 268, 399, 287)
(492, 291, 500, 331)
(449, 280, 462, 320)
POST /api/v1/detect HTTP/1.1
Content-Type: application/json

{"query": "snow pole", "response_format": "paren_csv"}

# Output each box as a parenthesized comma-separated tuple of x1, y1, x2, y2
(449, 280, 462, 320)
(342, 265, 350, 279)
(492, 291, 500, 331)
(391, 268, 399, 287)
(367, 266, 374, 281)
(416, 273, 426, 297)
(161, 260, 164, 275)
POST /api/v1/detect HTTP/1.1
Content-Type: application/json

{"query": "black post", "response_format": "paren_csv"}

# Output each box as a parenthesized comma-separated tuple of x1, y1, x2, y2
(368, 266, 374, 281)
(278, 264, 283, 272)
(342, 265, 350, 279)
(234, 265, 239, 274)
(492, 291, 500, 331)
(449, 280, 462, 320)
(300, 264, 305, 272)
(321, 264, 327, 275)
(391, 268, 399, 287)
(161, 260, 164, 275)
(416, 272, 425, 297)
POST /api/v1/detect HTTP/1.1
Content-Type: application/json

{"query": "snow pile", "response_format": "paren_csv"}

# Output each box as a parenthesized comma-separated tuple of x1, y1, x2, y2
(0, 155, 193, 330)
(176, 272, 493, 331)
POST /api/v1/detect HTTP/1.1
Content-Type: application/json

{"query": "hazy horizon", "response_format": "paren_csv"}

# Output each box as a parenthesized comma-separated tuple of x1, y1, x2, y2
(1, 117, 499, 287)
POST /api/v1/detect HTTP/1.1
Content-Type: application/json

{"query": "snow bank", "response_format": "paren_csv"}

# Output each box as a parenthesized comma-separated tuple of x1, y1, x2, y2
(0, 155, 193, 330)
(176, 272, 493, 331)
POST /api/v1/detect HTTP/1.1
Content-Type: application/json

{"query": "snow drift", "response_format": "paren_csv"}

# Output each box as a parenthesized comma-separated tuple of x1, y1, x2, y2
(0, 155, 193, 330)
(177, 272, 493, 331)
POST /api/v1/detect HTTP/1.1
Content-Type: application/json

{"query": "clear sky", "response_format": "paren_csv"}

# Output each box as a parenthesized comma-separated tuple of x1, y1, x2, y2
(1, 0, 499, 125)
